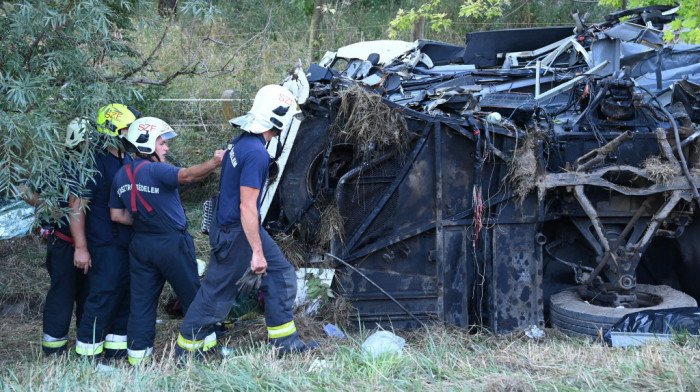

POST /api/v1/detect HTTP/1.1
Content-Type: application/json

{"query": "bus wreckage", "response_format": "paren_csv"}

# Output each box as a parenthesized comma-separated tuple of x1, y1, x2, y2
(261, 6, 700, 336)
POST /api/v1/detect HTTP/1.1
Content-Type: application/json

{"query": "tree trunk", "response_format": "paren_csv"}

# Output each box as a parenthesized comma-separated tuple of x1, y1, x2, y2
(308, 0, 324, 65)
(411, 16, 425, 41)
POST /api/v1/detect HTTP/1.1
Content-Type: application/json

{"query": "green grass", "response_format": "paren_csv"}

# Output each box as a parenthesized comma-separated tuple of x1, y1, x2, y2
(1, 325, 699, 391)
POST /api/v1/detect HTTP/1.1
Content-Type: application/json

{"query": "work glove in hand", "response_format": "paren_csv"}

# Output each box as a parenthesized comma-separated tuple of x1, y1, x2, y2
(236, 269, 266, 295)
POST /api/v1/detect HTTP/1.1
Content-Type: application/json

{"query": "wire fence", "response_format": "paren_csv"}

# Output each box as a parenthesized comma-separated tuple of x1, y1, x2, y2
(157, 96, 254, 130)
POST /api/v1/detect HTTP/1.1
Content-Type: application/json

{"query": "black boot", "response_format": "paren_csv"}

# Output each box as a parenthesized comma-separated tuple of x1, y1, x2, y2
(270, 332, 319, 356)
(104, 348, 127, 360)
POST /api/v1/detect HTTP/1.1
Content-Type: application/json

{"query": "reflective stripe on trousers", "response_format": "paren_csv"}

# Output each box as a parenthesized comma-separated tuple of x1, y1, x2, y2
(177, 332, 217, 352)
(128, 347, 153, 365)
(267, 321, 296, 339)
(42, 333, 68, 349)
(104, 334, 128, 350)
(75, 340, 104, 356)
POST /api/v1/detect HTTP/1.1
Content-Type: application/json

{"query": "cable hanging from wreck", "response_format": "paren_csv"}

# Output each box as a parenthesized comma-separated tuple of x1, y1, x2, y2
(325, 253, 427, 329)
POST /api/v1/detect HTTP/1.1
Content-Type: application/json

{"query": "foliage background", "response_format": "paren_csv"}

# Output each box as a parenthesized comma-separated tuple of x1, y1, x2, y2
(0, 0, 625, 213)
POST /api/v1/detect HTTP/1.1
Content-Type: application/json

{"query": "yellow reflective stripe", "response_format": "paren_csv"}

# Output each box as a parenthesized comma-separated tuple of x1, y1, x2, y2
(42, 339, 67, 349)
(104, 334, 128, 350)
(202, 333, 217, 351)
(127, 347, 153, 365)
(128, 356, 151, 365)
(104, 341, 127, 350)
(178, 332, 217, 351)
(43, 333, 67, 342)
(75, 340, 104, 356)
(42, 333, 68, 348)
(177, 333, 201, 351)
(267, 321, 296, 339)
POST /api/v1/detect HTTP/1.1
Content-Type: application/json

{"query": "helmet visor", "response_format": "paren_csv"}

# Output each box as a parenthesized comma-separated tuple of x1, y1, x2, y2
(160, 130, 178, 140)
(230, 112, 275, 134)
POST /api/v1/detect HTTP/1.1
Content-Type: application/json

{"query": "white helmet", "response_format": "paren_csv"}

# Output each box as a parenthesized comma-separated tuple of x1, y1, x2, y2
(124, 117, 178, 155)
(65, 117, 90, 148)
(230, 85, 301, 134)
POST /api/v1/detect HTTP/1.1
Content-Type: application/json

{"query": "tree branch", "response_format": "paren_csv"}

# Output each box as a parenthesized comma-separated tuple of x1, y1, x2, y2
(101, 6, 273, 87)
(119, 8, 175, 80)
(23, 31, 46, 70)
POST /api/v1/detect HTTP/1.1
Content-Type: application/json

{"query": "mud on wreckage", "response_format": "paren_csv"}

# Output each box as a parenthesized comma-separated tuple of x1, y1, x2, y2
(262, 6, 700, 337)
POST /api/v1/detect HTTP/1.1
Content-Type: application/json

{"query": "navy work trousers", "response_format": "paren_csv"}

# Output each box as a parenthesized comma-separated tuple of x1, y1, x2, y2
(127, 229, 200, 352)
(76, 244, 130, 349)
(178, 222, 297, 344)
(42, 235, 88, 352)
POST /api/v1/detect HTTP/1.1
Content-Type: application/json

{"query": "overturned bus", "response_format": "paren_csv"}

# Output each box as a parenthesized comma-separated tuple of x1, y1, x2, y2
(261, 6, 700, 336)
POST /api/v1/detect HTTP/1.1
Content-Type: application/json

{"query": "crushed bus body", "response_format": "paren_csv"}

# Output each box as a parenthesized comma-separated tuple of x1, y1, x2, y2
(263, 6, 700, 335)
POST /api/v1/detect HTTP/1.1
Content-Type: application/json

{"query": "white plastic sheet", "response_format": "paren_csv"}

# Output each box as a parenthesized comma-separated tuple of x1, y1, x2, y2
(362, 330, 406, 358)
(0, 198, 34, 240)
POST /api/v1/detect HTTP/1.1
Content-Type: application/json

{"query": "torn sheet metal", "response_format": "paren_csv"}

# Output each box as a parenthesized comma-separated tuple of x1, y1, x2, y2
(336, 40, 416, 65)
(600, 22, 664, 47)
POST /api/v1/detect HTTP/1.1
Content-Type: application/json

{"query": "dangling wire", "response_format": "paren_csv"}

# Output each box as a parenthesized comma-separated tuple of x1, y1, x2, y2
(472, 184, 484, 246)
(471, 118, 489, 246)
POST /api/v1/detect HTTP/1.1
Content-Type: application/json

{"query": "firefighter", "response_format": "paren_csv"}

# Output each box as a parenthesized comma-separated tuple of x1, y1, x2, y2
(25, 118, 90, 355)
(176, 85, 318, 358)
(108, 117, 224, 365)
(72, 104, 140, 360)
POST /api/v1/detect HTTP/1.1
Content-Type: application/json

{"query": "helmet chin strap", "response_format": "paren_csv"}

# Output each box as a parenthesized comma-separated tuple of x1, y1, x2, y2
(137, 152, 160, 162)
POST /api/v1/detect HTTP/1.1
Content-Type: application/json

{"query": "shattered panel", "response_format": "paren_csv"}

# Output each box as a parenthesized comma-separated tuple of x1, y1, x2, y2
(336, 232, 439, 329)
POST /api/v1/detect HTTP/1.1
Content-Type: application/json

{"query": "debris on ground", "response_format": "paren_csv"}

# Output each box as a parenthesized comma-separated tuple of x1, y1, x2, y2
(0, 198, 34, 240)
(604, 306, 700, 347)
(524, 325, 546, 340)
(362, 330, 406, 358)
(323, 323, 345, 339)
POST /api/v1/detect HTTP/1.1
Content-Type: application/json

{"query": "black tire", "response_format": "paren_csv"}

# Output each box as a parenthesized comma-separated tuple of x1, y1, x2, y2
(550, 284, 697, 338)
(278, 116, 330, 234)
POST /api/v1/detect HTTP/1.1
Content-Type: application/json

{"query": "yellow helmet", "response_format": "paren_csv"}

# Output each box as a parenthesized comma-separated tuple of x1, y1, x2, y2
(96, 104, 141, 136)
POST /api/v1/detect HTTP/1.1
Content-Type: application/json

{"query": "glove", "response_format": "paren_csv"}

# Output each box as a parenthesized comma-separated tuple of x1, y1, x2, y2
(236, 269, 266, 295)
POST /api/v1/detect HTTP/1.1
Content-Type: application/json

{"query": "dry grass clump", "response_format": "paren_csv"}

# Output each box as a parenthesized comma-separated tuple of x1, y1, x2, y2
(317, 203, 345, 247)
(318, 296, 353, 330)
(273, 232, 307, 269)
(507, 130, 543, 199)
(225, 317, 269, 348)
(0, 236, 47, 319)
(643, 155, 678, 185)
(335, 84, 408, 158)
(0, 316, 44, 364)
